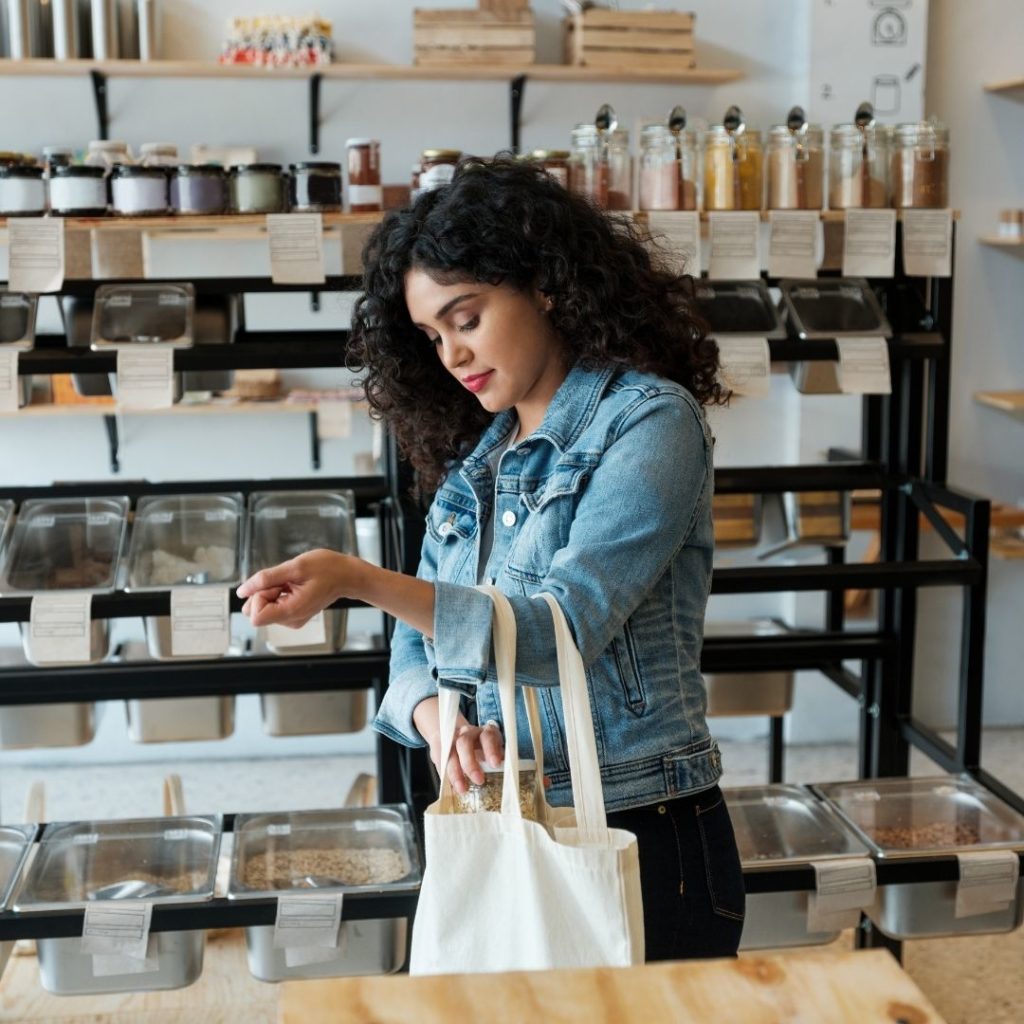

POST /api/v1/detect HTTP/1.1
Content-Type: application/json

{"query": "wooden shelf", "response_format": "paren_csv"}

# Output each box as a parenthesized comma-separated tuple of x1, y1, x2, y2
(992, 529, 1024, 560)
(0, 57, 743, 86)
(979, 236, 1024, 251)
(984, 75, 1024, 96)
(974, 391, 1024, 420)
(0, 212, 383, 233)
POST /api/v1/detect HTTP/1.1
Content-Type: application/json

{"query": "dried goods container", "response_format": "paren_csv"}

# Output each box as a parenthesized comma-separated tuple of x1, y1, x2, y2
(0, 291, 37, 407)
(703, 621, 794, 717)
(692, 280, 785, 338)
(0, 824, 38, 981)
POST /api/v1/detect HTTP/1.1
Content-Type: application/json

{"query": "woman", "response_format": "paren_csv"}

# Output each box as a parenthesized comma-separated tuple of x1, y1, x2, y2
(238, 157, 745, 960)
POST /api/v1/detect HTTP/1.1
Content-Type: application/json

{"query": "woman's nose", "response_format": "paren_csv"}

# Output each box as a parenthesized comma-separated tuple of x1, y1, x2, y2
(439, 333, 470, 370)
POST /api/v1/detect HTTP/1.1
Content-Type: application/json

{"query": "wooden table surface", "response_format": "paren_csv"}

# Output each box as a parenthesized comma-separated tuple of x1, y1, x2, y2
(279, 949, 947, 1024)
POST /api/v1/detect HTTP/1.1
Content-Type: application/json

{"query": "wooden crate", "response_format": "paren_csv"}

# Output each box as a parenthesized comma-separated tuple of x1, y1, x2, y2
(414, 8, 535, 67)
(565, 9, 696, 71)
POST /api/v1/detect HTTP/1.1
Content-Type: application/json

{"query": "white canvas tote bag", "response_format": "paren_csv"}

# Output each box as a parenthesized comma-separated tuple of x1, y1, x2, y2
(409, 587, 644, 975)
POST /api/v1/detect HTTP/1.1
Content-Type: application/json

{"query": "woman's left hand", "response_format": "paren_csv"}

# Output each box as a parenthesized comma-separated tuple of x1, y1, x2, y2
(237, 549, 354, 628)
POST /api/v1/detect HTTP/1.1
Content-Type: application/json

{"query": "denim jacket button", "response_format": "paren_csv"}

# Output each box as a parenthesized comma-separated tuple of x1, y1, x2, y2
(501, 510, 517, 528)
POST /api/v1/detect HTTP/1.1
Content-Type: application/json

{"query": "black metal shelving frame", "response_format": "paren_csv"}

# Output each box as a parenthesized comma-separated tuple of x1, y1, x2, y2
(0, 221, 1017, 962)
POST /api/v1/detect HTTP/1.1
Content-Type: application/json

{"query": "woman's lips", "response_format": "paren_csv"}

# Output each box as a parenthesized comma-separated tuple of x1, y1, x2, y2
(462, 370, 494, 393)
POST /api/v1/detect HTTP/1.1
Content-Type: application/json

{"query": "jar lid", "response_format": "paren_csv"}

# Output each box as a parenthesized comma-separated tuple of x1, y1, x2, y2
(42, 146, 74, 157)
(530, 149, 570, 160)
(345, 138, 379, 148)
(140, 142, 178, 155)
(88, 140, 130, 152)
(52, 164, 106, 179)
(175, 164, 227, 177)
(0, 164, 43, 179)
(289, 162, 342, 173)
(0, 151, 25, 165)
(229, 162, 283, 174)
(111, 163, 168, 178)
(421, 149, 462, 161)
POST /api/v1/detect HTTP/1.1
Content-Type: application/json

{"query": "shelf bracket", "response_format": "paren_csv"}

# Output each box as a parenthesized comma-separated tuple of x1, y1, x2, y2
(510, 74, 527, 153)
(309, 72, 322, 155)
(90, 70, 109, 142)
(310, 290, 321, 313)
(103, 414, 120, 474)
(309, 411, 321, 470)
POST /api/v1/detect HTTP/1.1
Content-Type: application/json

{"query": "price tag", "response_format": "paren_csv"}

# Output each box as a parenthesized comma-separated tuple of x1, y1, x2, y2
(842, 209, 897, 278)
(267, 611, 327, 649)
(807, 858, 877, 933)
(170, 586, 230, 657)
(267, 823, 291, 837)
(82, 901, 159, 976)
(645, 211, 701, 276)
(708, 212, 761, 280)
(767, 210, 820, 278)
(273, 892, 344, 964)
(267, 213, 325, 285)
(29, 593, 92, 664)
(902, 209, 953, 278)
(117, 348, 174, 410)
(317, 399, 352, 440)
(7, 217, 65, 293)
(955, 850, 1020, 919)
(0, 348, 19, 413)
(836, 337, 892, 395)
(716, 336, 771, 397)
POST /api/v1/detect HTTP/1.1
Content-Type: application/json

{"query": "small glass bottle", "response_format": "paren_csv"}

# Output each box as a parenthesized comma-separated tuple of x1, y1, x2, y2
(530, 149, 571, 189)
(891, 121, 949, 209)
(604, 128, 632, 211)
(639, 125, 679, 211)
(766, 123, 824, 210)
(420, 149, 461, 192)
(289, 162, 343, 212)
(829, 123, 890, 209)
(346, 138, 382, 212)
(568, 124, 608, 208)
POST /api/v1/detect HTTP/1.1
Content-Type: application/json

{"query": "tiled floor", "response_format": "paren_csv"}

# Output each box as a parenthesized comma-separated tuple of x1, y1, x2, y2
(1, 731, 1022, 1023)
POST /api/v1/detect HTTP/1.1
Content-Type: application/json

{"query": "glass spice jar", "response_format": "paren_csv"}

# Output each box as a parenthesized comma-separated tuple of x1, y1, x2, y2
(346, 138, 382, 212)
(229, 163, 286, 214)
(0, 165, 46, 216)
(767, 122, 824, 210)
(604, 128, 632, 211)
(170, 165, 228, 216)
(829, 123, 890, 209)
(109, 165, 169, 216)
(530, 149, 571, 188)
(703, 114, 763, 212)
(891, 121, 949, 209)
(450, 760, 539, 820)
(48, 165, 108, 216)
(639, 125, 679, 211)
(289, 162, 343, 213)
(568, 124, 608, 208)
(420, 149, 461, 192)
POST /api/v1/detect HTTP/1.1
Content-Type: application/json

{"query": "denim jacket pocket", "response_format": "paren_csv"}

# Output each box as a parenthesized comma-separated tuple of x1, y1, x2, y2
(426, 497, 477, 581)
(611, 621, 647, 716)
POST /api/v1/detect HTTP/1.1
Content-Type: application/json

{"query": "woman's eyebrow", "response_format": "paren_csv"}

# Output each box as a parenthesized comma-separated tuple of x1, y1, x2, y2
(434, 292, 479, 319)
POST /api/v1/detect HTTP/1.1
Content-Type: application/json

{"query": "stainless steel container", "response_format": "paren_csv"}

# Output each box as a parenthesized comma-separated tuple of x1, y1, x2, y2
(692, 280, 787, 339)
(818, 776, 1024, 940)
(91, 282, 194, 350)
(0, 823, 37, 981)
(703, 620, 794, 717)
(14, 815, 220, 995)
(1, 496, 128, 667)
(728, 784, 872, 950)
(0, 291, 38, 407)
(228, 806, 421, 982)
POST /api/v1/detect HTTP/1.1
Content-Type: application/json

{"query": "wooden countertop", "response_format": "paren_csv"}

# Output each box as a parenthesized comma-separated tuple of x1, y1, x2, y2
(279, 949, 947, 1024)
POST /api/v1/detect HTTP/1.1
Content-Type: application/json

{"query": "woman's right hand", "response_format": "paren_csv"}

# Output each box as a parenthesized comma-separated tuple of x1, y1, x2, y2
(412, 696, 505, 796)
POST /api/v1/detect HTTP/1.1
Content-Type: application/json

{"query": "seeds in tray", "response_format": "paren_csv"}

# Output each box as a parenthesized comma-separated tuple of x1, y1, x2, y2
(242, 846, 407, 890)
(870, 823, 983, 850)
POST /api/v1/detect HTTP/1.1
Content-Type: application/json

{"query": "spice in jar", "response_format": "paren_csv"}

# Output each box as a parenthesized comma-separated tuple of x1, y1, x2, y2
(0, 165, 46, 216)
(450, 760, 539, 820)
(829, 123, 889, 209)
(346, 138, 382, 212)
(766, 111, 824, 210)
(891, 121, 949, 209)
(603, 128, 632, 211)
(530, 149, 570, 189)
(639, 125, 679, 211)
(569, 124, 608, 208)
(289, 162, 343, 212)
(229, 163, 286, 214)
(420, 149, 461, 192)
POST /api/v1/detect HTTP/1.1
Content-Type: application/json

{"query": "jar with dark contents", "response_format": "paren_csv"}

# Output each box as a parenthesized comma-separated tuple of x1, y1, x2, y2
(229, 163, 286, 214)
(420, 149, 461, 192)
(170, 165, 228, 216)
(891, 122, 949, 209)
(530, 149, 570, 188)
(289, 162, 343, 213)
(346, 139, 382, 212)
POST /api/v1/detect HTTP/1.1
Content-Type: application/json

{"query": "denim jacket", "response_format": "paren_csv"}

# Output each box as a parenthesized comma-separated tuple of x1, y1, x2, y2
(372, 362, 722, 812)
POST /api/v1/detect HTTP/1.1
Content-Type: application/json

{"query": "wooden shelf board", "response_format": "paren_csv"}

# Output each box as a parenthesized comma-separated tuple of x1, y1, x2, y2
(984, 76, 1024, 95)
(979, 236, 1024, 250)
(0, 397, 352, 419)
(0, 212, 383, 233)
(0, 57, 743, 85)
(974, 390, 1024, 419)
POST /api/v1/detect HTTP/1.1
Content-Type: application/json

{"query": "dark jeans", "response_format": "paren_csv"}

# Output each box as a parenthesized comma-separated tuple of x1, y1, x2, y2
(607, 785, 745, 961)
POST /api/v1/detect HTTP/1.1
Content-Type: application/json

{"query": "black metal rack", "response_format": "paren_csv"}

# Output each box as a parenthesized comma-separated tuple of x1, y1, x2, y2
(0, 222, 1017, 963)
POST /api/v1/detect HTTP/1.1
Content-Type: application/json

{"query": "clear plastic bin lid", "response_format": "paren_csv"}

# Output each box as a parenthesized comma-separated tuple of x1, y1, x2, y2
(781, 278, 892, 339)
(818, 775, 1024, 858)
(1, 497, 129, 594)
(91, 282, 195, 349)
(0, 824, 37, 909)
(15, 816, 221, 910)
(0, 292, 37, 348)
(248, 490, 356, 569)
(693, 280, 786, 338)
(228, 806, 421, 899)
(125, 493, 244, 590)
(726, 784, 870, 867)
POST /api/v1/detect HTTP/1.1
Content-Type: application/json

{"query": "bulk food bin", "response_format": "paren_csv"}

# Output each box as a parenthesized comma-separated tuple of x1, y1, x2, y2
(692, 280, 786, 339)
(14, 815, 221, 995)
(0, 496, 129, 667)
(248, 490, 367, 736)
(228, 806, 421, 982)
(123, 493, 244, 741)
(727, 784, 872, 950)
(0, 824, 38, 982)
(703, 621, 794, 717)
(0, 291, 38, 407)
(818, 776, 1024, 939)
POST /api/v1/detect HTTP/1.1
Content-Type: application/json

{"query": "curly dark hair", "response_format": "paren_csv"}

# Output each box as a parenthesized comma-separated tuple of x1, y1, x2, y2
(348, 156, 725, 494)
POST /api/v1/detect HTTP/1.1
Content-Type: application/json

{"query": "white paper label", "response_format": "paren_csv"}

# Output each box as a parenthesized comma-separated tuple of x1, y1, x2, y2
(7, 217, 65, 293)
(902, 209, 953, 278)
(708, 212, 761, 280)
(807, 858, 877, 933)
(646, 211, 701, 276)
(267, 213, 326, 285)
(91, 934, 161, 977)
(0, 348, 19, 413)
(117, 347, 174, 410)
(273, 892, 344, 958)
(267, 611, 327, 649)
(29, 593, 92, 664)
(955, 850, 1020, 919)
(836, 337, 892, 394)
(285, 923, 348, 968)
(82, 900, 154, 965)
(348, 184, 383, 206)
(267, 823, 291, 836)
(767, 210, 820, 278)
(317, 399, 352, 440)
(170, 586, 230, 657)
(843, 209, 897, 278)
(716, 336, 771, 397)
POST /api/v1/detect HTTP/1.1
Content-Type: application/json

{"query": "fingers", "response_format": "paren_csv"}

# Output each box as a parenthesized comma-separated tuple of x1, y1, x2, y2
(237, 561, 296, 599)
(248, 589, 297, 627)
(479, 720, 505, 767)
(455, 729, 485, 787)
